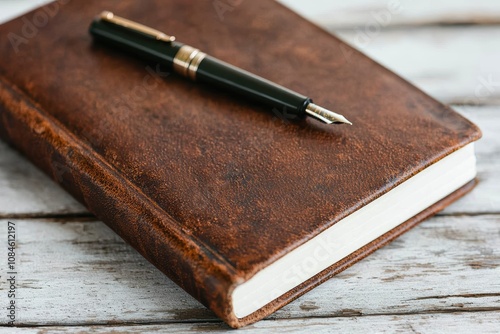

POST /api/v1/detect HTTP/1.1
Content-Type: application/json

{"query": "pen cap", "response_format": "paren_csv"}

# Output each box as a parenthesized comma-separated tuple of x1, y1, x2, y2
(89, 13, 182, 67)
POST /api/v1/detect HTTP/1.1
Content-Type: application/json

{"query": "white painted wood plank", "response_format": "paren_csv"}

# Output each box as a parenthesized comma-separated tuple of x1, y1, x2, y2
(335, 26, 500, 105)
(442, 106, 500, 215)
(4, 1, 500, 29)
(442, 159, 500, 215)
(4, 1, 500, 28)
(284, 215, 500, 319)
(278, 0, 500, 28)
(455, 106, 500, 161)
(2, 219, 208, 326)
(0, 215, 497, 325)
(4, 311, 500, 334)
(0, 141, 88, 216)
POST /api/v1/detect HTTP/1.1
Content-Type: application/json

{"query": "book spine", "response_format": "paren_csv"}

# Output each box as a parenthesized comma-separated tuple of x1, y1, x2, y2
(0, 77, 241, 326)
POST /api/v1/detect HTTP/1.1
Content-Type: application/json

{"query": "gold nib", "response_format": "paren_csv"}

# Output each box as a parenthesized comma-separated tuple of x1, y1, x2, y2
(305, 103, 352, 125)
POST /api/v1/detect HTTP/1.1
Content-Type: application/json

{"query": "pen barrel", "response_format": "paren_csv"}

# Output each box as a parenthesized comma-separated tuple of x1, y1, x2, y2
(196, 57, 311, 118)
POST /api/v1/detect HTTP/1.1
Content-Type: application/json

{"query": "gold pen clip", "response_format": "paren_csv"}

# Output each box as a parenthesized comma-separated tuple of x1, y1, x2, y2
(99, 11, 175, 43)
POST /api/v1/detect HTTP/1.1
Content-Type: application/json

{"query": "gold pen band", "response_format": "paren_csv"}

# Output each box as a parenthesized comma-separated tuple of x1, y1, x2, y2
(173, 45, 207, 81)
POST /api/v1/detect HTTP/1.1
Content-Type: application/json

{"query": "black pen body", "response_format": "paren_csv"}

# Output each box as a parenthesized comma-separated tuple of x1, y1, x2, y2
(196, 57, 311, 117)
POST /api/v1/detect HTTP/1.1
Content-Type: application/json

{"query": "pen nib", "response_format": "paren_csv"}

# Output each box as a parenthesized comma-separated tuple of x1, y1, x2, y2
(305, 103, 352, 125)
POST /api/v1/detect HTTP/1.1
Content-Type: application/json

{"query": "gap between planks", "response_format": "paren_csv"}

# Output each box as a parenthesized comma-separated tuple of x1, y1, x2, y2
(2, 308, 500, 329)
(2, 310, 500, 333)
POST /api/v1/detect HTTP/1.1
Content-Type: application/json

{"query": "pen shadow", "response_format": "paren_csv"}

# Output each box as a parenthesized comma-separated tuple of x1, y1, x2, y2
(178, 78, 349, 143)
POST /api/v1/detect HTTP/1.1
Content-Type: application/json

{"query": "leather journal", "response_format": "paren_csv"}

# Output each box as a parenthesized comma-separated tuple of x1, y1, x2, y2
(0, 0, 481, 328)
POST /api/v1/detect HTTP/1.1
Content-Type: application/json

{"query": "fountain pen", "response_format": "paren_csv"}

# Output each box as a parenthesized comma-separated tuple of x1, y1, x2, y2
(89, 11, 352, 125)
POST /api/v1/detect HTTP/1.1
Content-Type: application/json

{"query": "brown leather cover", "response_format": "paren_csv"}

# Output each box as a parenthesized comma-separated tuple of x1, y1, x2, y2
(0, 0, 481, 328)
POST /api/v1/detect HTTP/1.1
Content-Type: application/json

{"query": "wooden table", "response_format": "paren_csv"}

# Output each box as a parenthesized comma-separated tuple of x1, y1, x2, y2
(1, 1, 499, 332)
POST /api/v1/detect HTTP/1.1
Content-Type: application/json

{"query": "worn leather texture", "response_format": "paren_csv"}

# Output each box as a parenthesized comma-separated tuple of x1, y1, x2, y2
(0, 0, 482, 328)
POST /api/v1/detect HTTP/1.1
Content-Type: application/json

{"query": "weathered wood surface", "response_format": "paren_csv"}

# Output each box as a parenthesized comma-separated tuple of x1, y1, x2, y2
(280, 1, 500, 105)
(278, 0, 500, 28)
(335, 27, 500, 105)
(7, 0, 500, 29)
(0, 141, 87, 217)
(4, 312, 500, 334)
(0, 0, 499, 332)
(442, 106, 500, 215)
(0, 215, 498, 327)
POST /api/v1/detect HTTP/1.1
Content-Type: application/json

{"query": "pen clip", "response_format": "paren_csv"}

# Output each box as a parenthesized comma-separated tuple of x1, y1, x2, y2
(99, 11, 176, 43)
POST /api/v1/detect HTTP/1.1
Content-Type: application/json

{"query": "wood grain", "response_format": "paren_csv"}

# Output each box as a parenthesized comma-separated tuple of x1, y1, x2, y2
(442, 106, 500, 215)
(0, 214, 498, 326)
(335, 27, 500, 105)
(279, 0, 500, 28)
(5, 312, 500, 333)
(0, 141, 87, 217)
